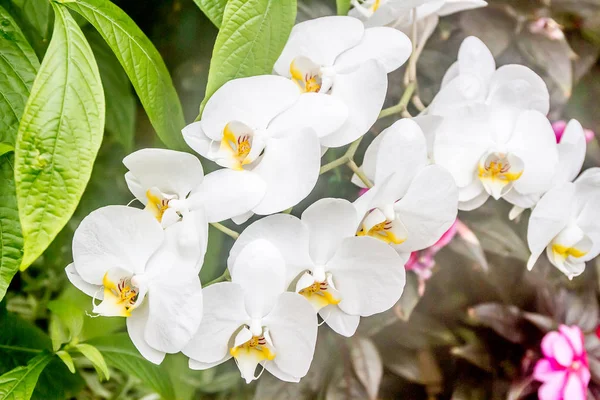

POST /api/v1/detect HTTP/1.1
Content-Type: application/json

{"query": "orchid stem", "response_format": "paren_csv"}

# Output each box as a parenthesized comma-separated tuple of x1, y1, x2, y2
(203, 269, 231, 287)
(378, 81, 416, 119)
(347, 159, 373, 188)
(210, 222, 239, 240)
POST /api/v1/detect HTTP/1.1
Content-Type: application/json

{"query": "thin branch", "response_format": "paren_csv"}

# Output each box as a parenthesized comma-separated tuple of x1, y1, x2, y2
(347, 160, 373, 188)
(210, 222, 239, 240)
(378, 81, 416, 119)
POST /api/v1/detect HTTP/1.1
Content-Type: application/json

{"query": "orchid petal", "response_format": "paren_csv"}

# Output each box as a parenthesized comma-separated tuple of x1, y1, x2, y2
(127, 301, 166, 365)
(320, 305, 360, 337)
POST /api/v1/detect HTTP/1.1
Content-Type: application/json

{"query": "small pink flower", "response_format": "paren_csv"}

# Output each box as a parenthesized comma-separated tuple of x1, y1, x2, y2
(552, 120, 595, 143)
(529, 17, 565, 41)
(533, 325, 590, 400)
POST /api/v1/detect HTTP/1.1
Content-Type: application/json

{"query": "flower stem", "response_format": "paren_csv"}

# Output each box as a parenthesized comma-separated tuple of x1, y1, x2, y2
(203, 269, 231, 287)
(378, 81, 416, 119)
(210, 222, 239, 240)
(346, 159, 373, 188)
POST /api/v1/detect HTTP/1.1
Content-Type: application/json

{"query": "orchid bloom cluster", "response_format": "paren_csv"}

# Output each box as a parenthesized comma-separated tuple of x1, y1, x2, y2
(65, 9, 600, 386)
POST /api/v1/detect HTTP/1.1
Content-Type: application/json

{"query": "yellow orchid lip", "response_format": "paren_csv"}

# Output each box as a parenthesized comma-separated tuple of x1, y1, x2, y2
(220, 121, 255, 170)
(478, 152, 524, 199)
(230, 335, 275, 361)
(357, 219, 406, 245)
(552, 244, 588, 260)
(299, 280, 341, 311)
(290, 56, 323, 94)
(94, 272, 140, 318)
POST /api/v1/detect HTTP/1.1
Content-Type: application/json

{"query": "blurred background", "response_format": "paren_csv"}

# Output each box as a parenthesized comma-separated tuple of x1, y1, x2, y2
(3, 0, 600, 398)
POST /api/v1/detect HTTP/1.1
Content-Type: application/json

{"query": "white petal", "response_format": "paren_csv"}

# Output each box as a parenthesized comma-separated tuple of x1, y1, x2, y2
(143, 253, 204, 353)
(393, 165, 458, 252)
(575, 167, 600, 186)
(508, 110, 559, 195)
(412, 115, 443, 159)
(320, 305, 360, 337)
(554, 119, 586, 184)
(268, 93, 348, 139)
(458, 190, 489, 211)
(320, 60, 387, 148)
(301, 198, 358, 265)
(441, 62, 460, 88)
(123, 148, 204, 203)
(334, 27, 411, 73)
(373, 119, 428, 185)
(162, 209, 209, 272)
(232, 239, 287, 318)
(353, 173, 409, 221)
(264, 362, 301, 383)
(573, 183, 600, 262)
(183, 282, 247, 364)
(251, 129, 321, 215)
(189, 357, 230, 370)
(502, 189, 541, 209)
(274, 16, 364, 75)
(127, 301, 166, 365)
(436, 0, 488, 16)
(263, 292, 318, 380)
(456, 36, 495, 84)
(72, 206, 164, 285)
(200, 76, 300, 140)
(432, 107, 493, 187)
(65, 263, 102, 299)
(487, 65, 549, 114)
(428, 74, 487, 116)
(458, 178, 485, 202)
(328, 237, 406, 316)
(228, 214, 313, 285)
(188, 169, 266, 223)
(354, 130, 386, 185)
(182, 121, 220, 160)
(527, 183, 576, 270)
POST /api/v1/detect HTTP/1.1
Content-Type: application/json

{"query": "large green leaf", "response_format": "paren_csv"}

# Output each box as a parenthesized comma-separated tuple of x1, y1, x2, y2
(60, 0, 187, 150)
(0, 4, 38, 301)
(3, 0, 52, 57)
(86, 27, 136, 152)
(87, 333, 175, 399)
(0, 307, 83, 399)
(201, 0, 297, 111)
(193, 0, 227, 28)
(0, 352, 52, 400)
(14, 3, 105, 270)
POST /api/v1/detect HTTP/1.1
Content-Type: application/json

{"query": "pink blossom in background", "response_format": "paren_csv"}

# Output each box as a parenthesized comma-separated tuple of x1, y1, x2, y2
(405, 220, 458, 289)
(529, 17, 565, 41)
(533, 325, 590, 400)
(552, 120, 595, 143)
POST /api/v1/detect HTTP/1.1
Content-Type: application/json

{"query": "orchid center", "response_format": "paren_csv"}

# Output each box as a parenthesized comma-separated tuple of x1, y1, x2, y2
(547, 224, 592, 269)
(296, 269, 341, 312)
(350, 0, 385, 17)
(230, 326, 276, 383)
(218, 121, 263, 170)
(290, 56, 335, 94)
(145, 187, 178, 222)
(93, 270, 145, 318)
(477, 151, 524, 200)
(357, 208, 407, 245)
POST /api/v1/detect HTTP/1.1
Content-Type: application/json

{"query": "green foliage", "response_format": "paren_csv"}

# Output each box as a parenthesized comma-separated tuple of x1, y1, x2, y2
(61, 0, 187, 150)
(86, 27, 136, 152)
(55, 351, 75, 374)
(336, 0, 351, 15)
(0, 352, 52, 400)
(74, 344, 110, 381)
(14, 3, 105, 270)
(201, 0, 297, 112)
(87, 333, 176, 399)
(193, 0, 227, 28)
(1, 0, 52, 57)
(47, 299, 84, 351)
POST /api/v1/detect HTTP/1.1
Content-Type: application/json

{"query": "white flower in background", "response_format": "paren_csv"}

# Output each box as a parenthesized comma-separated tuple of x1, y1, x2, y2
(350, 0, 486, 49)
(65, 206, 203, 364)
(353, 119, 458, 256)
(427, 36, 549, 117)
(183, 240, 317, 383)
(183, 75, 347, 221)
(273, 16, 412, 147)
(509, 119, 587, 220)
(527, 170, 600, 279)
(124, 148, 266, 269)
(228, 198, 406, 337)
(433, 106, 558, 210)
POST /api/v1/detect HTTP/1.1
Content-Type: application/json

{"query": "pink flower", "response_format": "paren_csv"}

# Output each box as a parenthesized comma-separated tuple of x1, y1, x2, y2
(552, 120, 595, 143)
(533, 325, 590, 400)
(529, 17, 565, 41)
(405, 220, 458, 282)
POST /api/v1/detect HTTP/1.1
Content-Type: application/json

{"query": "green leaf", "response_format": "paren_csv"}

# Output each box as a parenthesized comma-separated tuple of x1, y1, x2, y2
(0, 143, 13, 157)
(4, 0, 52, 57)
(85, 27, 136, 152)
(47, 299, 84, 351)
(55, 351, 75, 374)
(61, 0, 187, 150)
(336, 0, 351, 15)
(0, 155, 23, 302)
(0, 352, 52, 400)
(193, 0, 227, 28)
(74, 344, 109, 381)
(86, 333, 175, 399)
(14, 3, 105, 270)
(201, 0, 297, 112)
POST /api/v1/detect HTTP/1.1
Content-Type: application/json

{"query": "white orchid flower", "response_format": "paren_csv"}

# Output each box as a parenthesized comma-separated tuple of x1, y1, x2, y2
(350, 0, 486, 50)
(508, 119, 587, 220)
(183, 75, 347, 220)
(527, 170, 600, 279)
(183, 239, 317, 384)
(65, 206, 203, 364)
(433, 105, 558, 210)
(273, 16, 412, 147)
(123, 148, 266, 269)
(227, 198, 406, 337)
(353, 119, 458, 256)
(427, 36, 549, 117)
